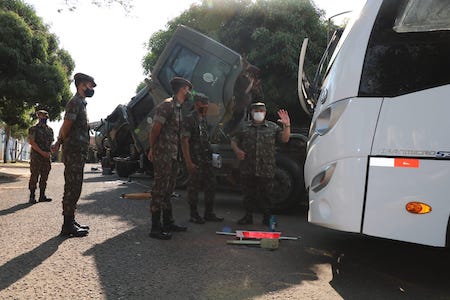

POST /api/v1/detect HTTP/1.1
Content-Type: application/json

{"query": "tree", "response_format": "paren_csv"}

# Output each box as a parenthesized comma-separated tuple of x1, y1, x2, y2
(142, 0, 328, 128)
(58, 0, 133, 14)
(0, 0, 75, 162)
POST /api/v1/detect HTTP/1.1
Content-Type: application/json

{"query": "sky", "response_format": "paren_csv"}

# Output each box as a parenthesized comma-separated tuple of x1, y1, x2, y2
(24, 0, 365, 134)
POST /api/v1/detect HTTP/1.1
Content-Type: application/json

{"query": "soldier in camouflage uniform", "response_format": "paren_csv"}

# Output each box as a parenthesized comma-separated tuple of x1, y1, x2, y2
(28, 110, 54, 204)
(181, 93, 224, 224)
(52, 73, 96, 237)
(147, 77, 191, 240)
(231, 102, 291, 225)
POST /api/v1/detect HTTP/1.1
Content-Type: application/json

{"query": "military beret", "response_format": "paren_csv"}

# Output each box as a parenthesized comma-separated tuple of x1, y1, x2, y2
(74, 72, 97, 87)
(36, 110, 49, 117)
(170, 77, 192, 89)
(193, 92, 209, 104)
(251, 102, 266, 110)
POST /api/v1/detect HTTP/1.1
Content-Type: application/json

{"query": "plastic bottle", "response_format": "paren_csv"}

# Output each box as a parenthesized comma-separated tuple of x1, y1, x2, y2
(269, 215, 277, 232)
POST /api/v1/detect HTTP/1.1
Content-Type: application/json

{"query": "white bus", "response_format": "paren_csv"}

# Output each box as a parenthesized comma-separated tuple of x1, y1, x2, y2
(299, 0, 450, 247)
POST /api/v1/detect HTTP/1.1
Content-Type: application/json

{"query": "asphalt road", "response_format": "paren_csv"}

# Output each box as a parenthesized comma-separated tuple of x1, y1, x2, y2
(0, 163, 449, 299)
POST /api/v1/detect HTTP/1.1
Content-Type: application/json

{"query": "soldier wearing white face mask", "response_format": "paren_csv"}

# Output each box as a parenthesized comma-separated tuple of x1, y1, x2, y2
(230, 102, 291, 225)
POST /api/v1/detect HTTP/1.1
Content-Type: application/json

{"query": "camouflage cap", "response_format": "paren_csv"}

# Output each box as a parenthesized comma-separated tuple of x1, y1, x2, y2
(193, 92, 209, 104)
(170, 77, 192, 90)
(74, 72, 97, 87)
(36, 110, 49, 117)
(250, 102, 266, 110)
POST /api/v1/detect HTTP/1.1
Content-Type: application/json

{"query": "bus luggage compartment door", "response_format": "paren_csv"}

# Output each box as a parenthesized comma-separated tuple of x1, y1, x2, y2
(363, 157, 450, 247)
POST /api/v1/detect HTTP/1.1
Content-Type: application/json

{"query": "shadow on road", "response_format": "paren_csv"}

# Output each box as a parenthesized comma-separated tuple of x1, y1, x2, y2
(305, 229, 450, 299)
(0, 236, 64, 292)
(0, 202, 34, 217)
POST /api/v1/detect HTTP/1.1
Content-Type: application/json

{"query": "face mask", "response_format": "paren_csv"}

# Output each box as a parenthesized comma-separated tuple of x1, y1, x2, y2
(84, 88, 95, 97)
(39, 118, 48, 124)
(252, 112, 265, 122)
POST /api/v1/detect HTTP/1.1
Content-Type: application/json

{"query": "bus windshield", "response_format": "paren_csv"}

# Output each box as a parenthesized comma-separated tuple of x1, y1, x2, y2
(394, 0, 450, 33)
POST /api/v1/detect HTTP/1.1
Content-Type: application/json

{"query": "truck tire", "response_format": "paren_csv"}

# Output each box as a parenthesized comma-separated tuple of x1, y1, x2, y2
(269, 155, 306, 213)
(116, 160, 138, 178)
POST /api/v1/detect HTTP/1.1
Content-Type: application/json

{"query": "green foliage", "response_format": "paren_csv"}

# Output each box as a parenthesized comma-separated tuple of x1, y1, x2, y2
(141, 0, 328, 126)
(0, 0, 74, 130)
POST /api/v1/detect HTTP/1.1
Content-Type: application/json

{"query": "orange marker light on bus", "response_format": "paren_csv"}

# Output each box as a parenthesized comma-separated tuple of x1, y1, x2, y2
(405, 202, 432, 214)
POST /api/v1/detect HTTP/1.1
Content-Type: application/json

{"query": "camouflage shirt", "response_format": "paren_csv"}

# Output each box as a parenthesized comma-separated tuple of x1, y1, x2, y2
(28, 123, 54, 158)
(231, 120, 282, 178)
(182, 112, 212, 165)
(63, 93, 89, 154)
(153, 98, 183, 161)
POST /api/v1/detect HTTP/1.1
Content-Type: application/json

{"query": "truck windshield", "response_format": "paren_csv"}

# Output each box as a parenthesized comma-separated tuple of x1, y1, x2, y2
(394, 0, 450, 33)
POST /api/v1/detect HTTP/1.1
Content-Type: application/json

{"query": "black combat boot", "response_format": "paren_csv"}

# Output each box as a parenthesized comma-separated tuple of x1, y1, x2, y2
(29, 190, 37, 204)
(74, 220, 90, 230)
(162, 209, 187, 232)
(189, 205, 205, 224)
(60, 216, 89, 237)
(237, 213, 253, 225)
(149, 211, 171, 240)
(204, 203, 224, 222)
(38, 189, 52, 202)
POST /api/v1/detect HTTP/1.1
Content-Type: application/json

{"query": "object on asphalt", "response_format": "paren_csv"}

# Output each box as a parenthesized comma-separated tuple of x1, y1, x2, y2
(91, 167, 99, 171)
(216, 230, 299, 241)
(102, 167, 112, 175)
(269, 215, 277, 232)
(227, 238, 279, 250)
(121, 192, 152, 199)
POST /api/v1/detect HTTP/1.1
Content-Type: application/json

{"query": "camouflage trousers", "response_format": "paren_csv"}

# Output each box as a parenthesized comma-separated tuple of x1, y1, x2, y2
(28, 155, 51, 191)
(240, 175, 273, 214)
(187, 162, 216, 209)
(150, 158, 178, 213)
(62, 151, 86, 217)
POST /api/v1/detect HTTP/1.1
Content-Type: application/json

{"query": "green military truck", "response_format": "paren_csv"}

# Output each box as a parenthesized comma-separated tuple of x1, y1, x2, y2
(95, 25, 307, 211)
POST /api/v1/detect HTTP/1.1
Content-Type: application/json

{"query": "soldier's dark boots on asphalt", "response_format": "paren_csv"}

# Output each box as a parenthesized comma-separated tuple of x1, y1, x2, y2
(162, 209, 187, 232)
(74, 220, 90, 230)
(189, 213, 205, 224)
(149, 228, 172, 240)
(29, 191, 37, 204)
(38, 189, 52, 202)
(204, 212, 224, 222)
(237, 213, 253, 225)
(60, 216, 89, 237)
(163, 223, 188, 232)
(149, 211, 172, 240)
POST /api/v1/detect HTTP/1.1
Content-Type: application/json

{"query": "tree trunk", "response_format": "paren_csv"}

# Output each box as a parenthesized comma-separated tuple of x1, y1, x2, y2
(3, 125, 10, 163)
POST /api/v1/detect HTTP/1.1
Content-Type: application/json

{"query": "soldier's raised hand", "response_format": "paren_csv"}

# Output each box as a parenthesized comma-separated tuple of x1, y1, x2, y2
(277, 109, 291, 127)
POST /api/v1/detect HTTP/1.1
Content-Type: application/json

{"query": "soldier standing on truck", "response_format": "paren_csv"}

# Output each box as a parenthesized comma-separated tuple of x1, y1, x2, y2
(52, 72, 95, 238)
(28, 110, 54, 204)
(181, 93, 224, 224)
(230, 102, 291, 225)
(147, 77, 191, 240)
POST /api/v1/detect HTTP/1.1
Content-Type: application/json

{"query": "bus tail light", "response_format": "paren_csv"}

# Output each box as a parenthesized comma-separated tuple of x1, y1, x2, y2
(405, 202, 432, 214)
(311, 163, 336, 193)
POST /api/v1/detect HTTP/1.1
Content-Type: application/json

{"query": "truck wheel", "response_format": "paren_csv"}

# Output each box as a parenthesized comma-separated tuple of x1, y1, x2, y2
(116, 160, 138, 178)
(269, 155, 306, 213)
